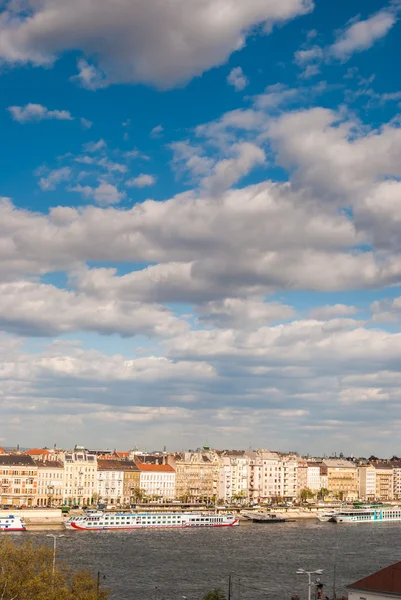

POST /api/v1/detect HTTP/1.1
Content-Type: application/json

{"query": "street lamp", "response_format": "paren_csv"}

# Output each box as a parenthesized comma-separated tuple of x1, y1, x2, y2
(46, 534, 65, 588)
(296, 569, 323, 600)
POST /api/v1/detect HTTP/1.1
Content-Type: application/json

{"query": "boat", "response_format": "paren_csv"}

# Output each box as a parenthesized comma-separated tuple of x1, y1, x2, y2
(64, 512, 240, 531)
(333, 506, 401, 523)
(0, 515, 26, 532)
(317, 511, 337, 522)
(250, 514, 287, 524)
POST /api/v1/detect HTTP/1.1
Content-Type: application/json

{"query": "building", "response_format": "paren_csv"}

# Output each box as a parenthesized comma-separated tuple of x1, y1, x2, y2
(24, 448, 57, 462)
(35, 461, 64, 506)
(306, 462, 325, 492)
(391, 461, 401, 499)
(97, 459, 125, 506)
(137, 463, 176, 501)
(296, 460, 308, 495)
(260, 452, 298, 501)
(348, 562, 401, 600)
(0, 455, 38, 506)
(167, 451, 219, 502)
(323, 459, 359, 501)
(245, 451, 263, 503)
(122, 462, 141, 505)
(218, 451, 249, 503)
(372, 464, 394, 501)
(62, 449, 97, 506)
(359, 465, 376, 501)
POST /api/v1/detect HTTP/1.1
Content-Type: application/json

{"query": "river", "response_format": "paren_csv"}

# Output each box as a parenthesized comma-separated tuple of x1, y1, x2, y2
(20, 520, 401, 600)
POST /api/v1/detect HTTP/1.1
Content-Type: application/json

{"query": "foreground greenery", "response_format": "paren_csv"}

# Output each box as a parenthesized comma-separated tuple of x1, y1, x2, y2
(0, 538, 109, 600)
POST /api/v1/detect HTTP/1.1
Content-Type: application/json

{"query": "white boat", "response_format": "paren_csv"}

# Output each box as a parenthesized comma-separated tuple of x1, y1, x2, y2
(0, 515, 26, 532)
(333, 506, 401, 523)
(317, 511, 337, 522)
(64, 512, 239, 531)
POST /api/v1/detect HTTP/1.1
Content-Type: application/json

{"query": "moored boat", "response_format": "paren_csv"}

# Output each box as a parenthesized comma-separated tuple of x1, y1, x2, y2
(317, 511, 337, 522)
(0, 515, 26, 532)
(64, 512, 239, 531)
(333, 506, 401, 523)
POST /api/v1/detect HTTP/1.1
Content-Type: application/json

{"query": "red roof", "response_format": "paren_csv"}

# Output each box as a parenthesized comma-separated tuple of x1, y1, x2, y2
(349, 562, 401, 595)
(24, 448, 51, 456)
(137, 463, 175, 473)
(0, 447, 5, 454)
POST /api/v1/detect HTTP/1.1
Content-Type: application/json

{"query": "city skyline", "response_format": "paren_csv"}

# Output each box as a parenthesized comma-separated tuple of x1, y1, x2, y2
(1, 0, 401, 453)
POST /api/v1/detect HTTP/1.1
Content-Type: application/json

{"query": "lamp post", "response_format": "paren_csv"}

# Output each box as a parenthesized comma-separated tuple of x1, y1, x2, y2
(46, 534, 65, 589)
(296, 569, 323, 600)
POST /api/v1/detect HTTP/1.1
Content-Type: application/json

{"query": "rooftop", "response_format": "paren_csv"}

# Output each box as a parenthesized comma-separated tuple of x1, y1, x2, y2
(97, 459, 139, 471)
(349, 562, 401, 596)
(136, 463, 175, 473)
(0, 455, 36, 467)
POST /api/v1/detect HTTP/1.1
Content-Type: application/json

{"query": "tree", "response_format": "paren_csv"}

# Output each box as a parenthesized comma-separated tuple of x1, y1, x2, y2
(0, 537, 109, 600)
(299, 488, 315, 502)
(91, 493, 99, 506)
(336, 490, 345, 501)
(130, 487, 146, 503)
(317, 488, 330, 500)
(202, 589, 227, 600)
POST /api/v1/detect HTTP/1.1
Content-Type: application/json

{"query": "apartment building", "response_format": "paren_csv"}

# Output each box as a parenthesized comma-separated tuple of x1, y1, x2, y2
(306, 462, 325, 492)
(97, 459, 125, 505)
(122, 462, 141, 505)
(218, 451, 249, 503)
(0, 455, 37, 506)
(372, 464, 394, 501)
(35, 460, 64, 506)
(62, 449, 97, 506)
(296, 460, 308, 494)
(137, 463, 175, 501)
(245, 451, 263, 503)
(323, 459, 359, 501)
(167, 451, 219, 502)
(259, 452, 298, 501)
(359, 465, 376, 501)
(391, 461, 401, 499)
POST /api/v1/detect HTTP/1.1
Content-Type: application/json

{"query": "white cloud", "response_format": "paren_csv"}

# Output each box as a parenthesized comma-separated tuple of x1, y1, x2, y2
(330, 9, 397, 60)
(38, 167, 71, 191)
(309, 304, 358, 320)
(0, 0, 314, 88)
(71, 182, 126, 205)
(198, 298, 295, 328)
(8, 103, 73, 123)
(83, 139, 107, 152)
(227, 67, 248, 91)
(371, 296, 401, 323)
(0, 280, 188, 338)
(80, 117, 93, 129)
(150, 125, 164, 138)
(202, 142, 265, 194)
(71, 59, 107, 90)
(126, 174, 156, 188)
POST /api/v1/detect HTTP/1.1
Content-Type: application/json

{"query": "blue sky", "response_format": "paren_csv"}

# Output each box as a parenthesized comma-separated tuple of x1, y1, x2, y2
(1, 0, 401, 454)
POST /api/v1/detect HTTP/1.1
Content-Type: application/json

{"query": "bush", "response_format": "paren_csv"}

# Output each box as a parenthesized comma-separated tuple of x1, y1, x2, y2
(0, 538, 109, 600)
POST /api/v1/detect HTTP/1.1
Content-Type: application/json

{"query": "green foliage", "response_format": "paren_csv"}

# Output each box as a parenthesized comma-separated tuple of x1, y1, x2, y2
(299, 488, 315, 501)
(202, 589, 228, 600)
(0, 538, 109, 600)
(317, 488, 330, 500)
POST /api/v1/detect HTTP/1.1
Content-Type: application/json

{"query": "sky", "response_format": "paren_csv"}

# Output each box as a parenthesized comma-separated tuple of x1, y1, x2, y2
(1, 0, 401, 455)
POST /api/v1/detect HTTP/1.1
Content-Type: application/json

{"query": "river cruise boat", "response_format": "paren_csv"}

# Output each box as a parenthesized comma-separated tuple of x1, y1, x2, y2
(64, 512, 239, 531)
(333, 506, 401, 523)
(0, 515, 26, 532)
(317, 511, 337, 522)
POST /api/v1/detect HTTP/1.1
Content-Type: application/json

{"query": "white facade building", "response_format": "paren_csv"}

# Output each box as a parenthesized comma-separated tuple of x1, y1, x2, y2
(246, 451, 263, 502)
(35, 461, 64, 506)
(137, 464, 176, 501)
(260, 452, 298, 501)
(62, 449, 97, 506)
(307, 462, 323, 492)
(97, 459, 124, 505)
(218, 451, 249, 502)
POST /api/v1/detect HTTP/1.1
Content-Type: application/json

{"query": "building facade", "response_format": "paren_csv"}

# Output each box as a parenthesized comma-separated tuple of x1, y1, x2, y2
(373, 464, 394, 501)
(323, 459, 359, 501)
(35, 460, 64, 506)
(218, 451, 249, 503)
(0, 455, 37, 506)
(62, 450, 97, 506)
(167, 451, 219, 502)
(137, 463, 175, 501)
(122, 462, 141, 505)
(97, 459, 125, 506)
(359, 465, 376, 501)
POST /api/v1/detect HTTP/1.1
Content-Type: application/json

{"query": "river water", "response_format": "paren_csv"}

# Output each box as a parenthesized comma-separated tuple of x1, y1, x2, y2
(19, 520, 401, 600)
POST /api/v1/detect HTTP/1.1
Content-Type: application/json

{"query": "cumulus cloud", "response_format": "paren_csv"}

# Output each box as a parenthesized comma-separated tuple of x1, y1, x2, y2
(202, 142, 265, 194)
(0, 0, 314, 88)
(330, 9, 397, 60)
(71, 182, 126, 205)
(227, 67, 248, 91)
(8, 103, 73, 123)
(309, 304, 358, 320)
(80, 117, 93, 129)
(38, 167, 71, 191)
(198, 298, 295, 328)
(126, 174, 156, 188)
(150, 125, 164, 138)
(83, 139, 107, 152)
(0, 281, 188, 338)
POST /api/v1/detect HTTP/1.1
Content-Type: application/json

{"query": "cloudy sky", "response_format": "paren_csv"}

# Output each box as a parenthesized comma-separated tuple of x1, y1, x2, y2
(1, 0, 401, 455)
